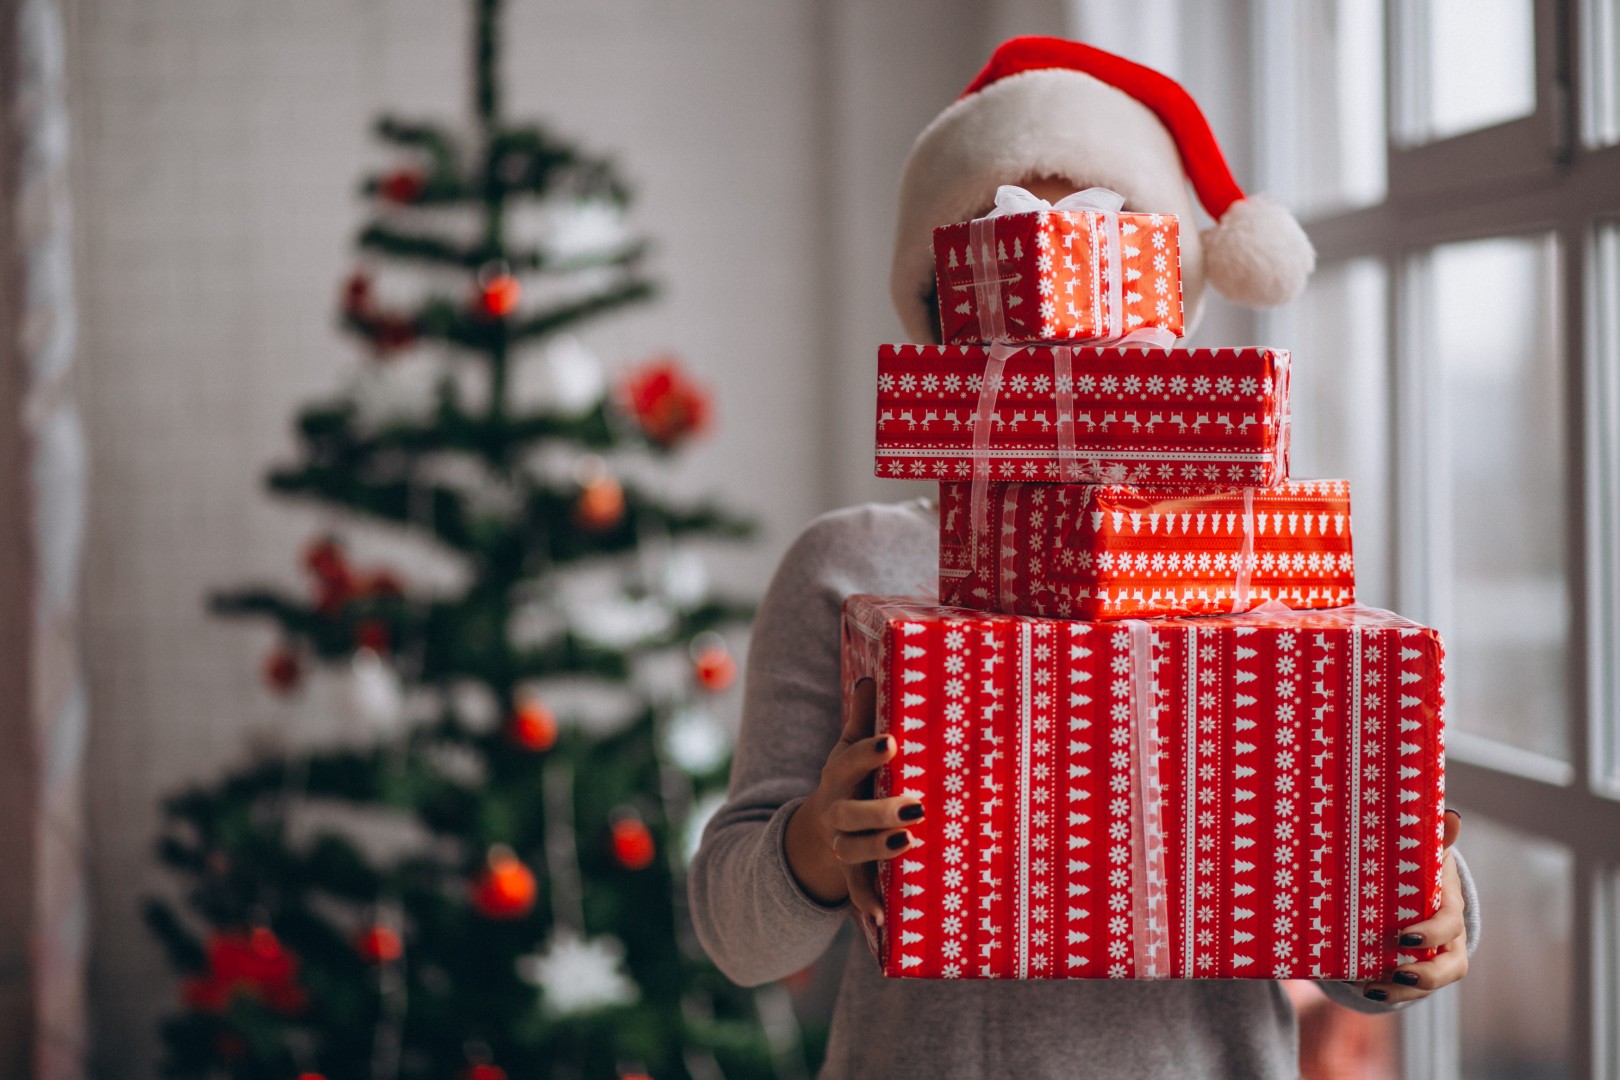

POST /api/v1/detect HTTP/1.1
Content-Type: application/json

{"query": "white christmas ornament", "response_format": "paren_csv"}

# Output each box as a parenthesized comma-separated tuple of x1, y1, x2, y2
(347, 648, 404, 731)
(517, 932, 639, 1017)
(658, 548, 710, 610)
(662, 706, 729, 774)
(543, 200, 633, 261)
(530, 335, 606, 416)
(506, 598, 565, 651)
(569, 594, 674, 650)
(349, 357, 438, 433)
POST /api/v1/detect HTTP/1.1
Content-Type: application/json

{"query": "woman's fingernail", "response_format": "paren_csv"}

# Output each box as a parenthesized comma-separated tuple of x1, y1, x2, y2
(855, 677, 874, 690)
(899, 803, 925, 822)
(1364, 988, 1388, 1002)
(1444, 808, 1462, 821)
(886, 832, 910, 851)
(1400, 933, 1424, 947)
(1393, 971, 1420, 986)
(874, 736, 891, 753)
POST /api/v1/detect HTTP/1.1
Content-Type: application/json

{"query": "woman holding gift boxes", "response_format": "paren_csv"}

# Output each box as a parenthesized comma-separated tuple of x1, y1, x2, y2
(690, 38, 1478, 1079)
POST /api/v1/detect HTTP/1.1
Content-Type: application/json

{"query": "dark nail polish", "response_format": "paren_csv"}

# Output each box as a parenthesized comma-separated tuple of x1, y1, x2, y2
(899, 803, 925, 822)
(1393, 971, 1420, 987)
(886, 832, 910, 851)
(1364, 988, 1388, 1002)
(875, 736, 891, 753)
(1399, 933, 1424, 947)
(1444, 808, 1462, 821)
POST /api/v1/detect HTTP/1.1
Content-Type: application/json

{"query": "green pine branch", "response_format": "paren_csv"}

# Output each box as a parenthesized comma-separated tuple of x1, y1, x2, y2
(355, 222, 650, 274)
(294, 398, 627, 477)
(260, 463, 755, 565)
(342, 276, 657, 354)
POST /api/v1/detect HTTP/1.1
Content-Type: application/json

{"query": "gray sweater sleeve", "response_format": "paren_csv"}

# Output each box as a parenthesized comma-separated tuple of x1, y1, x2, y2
(689, 506, 930, 986)
(1316, 848, 1481, 1014)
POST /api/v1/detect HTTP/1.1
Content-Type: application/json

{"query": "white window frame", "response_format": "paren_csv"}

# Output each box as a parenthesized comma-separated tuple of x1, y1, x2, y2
(1254, 0, 1620, 1076)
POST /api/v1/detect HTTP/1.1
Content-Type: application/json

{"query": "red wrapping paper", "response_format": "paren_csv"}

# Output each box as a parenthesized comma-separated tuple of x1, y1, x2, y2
(875, 344, 1290, 487)
(841, 595, 1447, 982)
(938, 479, 1356, 621)
(933, 209, 1184, 345)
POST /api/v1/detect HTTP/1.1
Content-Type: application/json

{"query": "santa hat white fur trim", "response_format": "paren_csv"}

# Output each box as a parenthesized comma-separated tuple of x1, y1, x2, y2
(890, 67, 1311, 343)
(1200, 195, 1315, 308)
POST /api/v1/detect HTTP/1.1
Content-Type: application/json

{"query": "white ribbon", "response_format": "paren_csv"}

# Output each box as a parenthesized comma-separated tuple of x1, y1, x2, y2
(1232, 487, 1257, 613)
(967, 184, 1176, 349)
(1125, 620, 1172, 980)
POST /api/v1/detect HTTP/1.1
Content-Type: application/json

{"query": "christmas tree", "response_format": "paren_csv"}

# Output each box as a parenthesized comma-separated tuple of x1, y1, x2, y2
(143, 3, 806, 1077)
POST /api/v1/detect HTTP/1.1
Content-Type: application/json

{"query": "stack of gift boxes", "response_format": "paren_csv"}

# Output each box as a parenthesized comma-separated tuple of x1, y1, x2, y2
(844, 195, 1447, 983)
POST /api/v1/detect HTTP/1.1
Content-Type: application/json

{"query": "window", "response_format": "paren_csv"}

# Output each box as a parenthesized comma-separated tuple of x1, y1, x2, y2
(1259, 0, 1620, 1074)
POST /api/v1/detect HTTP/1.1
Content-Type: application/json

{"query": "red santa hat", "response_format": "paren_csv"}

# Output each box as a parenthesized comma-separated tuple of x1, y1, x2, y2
(891, 36, 1314, 343)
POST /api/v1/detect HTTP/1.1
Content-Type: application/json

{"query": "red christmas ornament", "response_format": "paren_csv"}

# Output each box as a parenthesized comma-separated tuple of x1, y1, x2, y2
(181, 927, 308, 1016)
(505, 699, 558, 752)
(303, 536, 349, 585)
(476, 274, 522, 319)
(376, 167, 427, 204)
(620, 357, 712, 448)
(461, 1066, 509, 1080)
(693, 646, 736, 692)
(353, 924, 403, 965)
(610, 817, 656, 870)
(470, 846, 537, 919)
(573, 474, 626, 532)
(369, 314, 419, 355)
(341, 272, 373, 316)
(354, 619, 392, 653)
(298, 1073, 328, 1080)
(263, 647, 303, 695)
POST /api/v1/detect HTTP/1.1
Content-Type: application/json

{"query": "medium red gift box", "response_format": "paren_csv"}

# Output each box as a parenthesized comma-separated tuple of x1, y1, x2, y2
(841, 595, 1447, 982)
(932, 204, 1183, 345)
(937, 479, 1356, 621)
(874, 344, 1290, 487)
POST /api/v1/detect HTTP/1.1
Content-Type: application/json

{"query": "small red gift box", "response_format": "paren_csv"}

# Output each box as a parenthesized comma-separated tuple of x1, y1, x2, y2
(938, 479, 1356, 621)
(841, 595, 1447, 982)
(932, 201, 1183, 345)
(875, 344, 1291, 488)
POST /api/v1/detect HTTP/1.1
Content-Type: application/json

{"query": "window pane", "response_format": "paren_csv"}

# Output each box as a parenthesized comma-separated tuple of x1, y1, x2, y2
(1455, 813, 1574, 1079)
(1583, 0, 1620, 146)
(1266, 1, 1386, 212)
(1266, 259, 1392, 608)
(1593, 225, 1620, 790)
(1413, 0, 1537, 141)
(1427, 236, 1570, 762)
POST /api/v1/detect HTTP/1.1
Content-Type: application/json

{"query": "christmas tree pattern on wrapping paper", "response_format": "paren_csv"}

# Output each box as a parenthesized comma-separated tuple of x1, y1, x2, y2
(847, 598, 1446, 982)
(937, 480, 1356, 621)
(932, 209, 1184, 345)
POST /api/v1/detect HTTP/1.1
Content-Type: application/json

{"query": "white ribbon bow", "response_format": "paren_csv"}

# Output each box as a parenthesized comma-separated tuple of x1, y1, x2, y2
(985, 183, 1126, 219)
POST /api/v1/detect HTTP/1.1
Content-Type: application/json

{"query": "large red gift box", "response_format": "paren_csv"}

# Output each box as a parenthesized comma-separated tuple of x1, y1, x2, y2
(933, 207, 1184, 345)
(938, 479, 1356, 620)
(874, 344, 1290, 487)
(841, 595, 1447, 982)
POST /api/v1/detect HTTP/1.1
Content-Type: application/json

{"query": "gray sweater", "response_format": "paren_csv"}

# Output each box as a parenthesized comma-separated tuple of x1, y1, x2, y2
(690, 499, 1479, 1079)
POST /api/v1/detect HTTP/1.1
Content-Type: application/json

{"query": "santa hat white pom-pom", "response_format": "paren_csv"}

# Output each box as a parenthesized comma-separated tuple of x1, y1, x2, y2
(1200, 195, 1316, 308)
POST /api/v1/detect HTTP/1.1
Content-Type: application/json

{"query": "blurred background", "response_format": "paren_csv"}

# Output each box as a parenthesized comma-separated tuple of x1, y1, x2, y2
(2, 0, 1618, 1077)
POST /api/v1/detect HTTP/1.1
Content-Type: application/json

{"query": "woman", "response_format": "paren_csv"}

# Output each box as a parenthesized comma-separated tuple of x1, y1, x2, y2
(690, 37, 1476, 1080)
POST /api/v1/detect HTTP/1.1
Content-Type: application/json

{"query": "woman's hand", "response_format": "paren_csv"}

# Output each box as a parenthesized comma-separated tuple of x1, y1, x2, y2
(783, 677, 920, 926)
(1360, 809, 1468, 1003)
